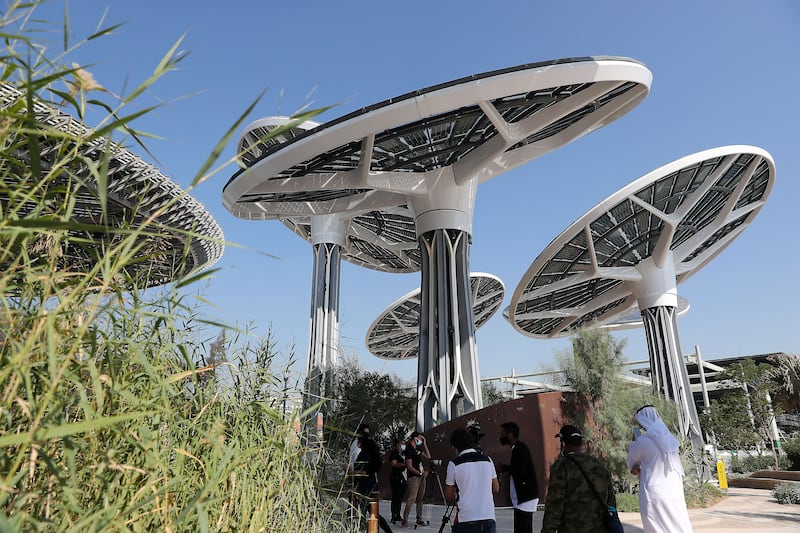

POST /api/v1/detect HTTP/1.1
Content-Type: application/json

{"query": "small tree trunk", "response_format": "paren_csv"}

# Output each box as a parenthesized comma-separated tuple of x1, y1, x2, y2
(767, 432, 779, 470)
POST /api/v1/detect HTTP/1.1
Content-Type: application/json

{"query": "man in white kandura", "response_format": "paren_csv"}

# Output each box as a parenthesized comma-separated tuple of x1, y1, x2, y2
(626, 405, 693, 533)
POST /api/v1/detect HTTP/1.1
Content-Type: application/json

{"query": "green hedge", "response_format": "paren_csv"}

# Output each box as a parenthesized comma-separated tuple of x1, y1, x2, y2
(729, 453, 791, 474)
(614, 493, 639, 512)
(781, 436, 800, 470)
(772, 483, 800, 504)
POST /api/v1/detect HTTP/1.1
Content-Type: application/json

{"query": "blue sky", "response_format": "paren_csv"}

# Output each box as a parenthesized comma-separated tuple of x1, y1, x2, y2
(25, 0, 800, 383)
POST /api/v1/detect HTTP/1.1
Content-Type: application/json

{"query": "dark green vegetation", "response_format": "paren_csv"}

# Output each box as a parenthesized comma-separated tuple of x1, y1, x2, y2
(323, 358, 415, 476)
(782, 435, 800, 470)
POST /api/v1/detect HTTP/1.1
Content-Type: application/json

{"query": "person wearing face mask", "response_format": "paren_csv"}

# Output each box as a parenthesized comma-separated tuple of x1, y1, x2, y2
(401, 431, 431, 527)
(349, 422, 371, 473)
(389, 438, 408, 524)
(626, 405, 693, 532)
(498, 422, 539, 533)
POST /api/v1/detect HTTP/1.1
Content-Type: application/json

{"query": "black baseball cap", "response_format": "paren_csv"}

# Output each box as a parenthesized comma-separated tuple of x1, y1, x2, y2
(555, 425, 583, 443)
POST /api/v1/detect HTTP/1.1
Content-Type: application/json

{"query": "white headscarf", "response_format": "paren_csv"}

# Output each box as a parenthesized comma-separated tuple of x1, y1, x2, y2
(635, 406, 683, 476)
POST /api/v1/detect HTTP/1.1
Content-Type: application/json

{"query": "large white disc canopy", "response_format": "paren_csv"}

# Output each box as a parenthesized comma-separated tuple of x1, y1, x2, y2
(508, 145, 775, 449)
(223, 56, 653, 221)
(366, 273, 504, 360)
(224, 56, 653, 431)
(508, 146, 775, 337)
(233, 117, 420, 412)
(0, 83, 223, 288)
(236, 117, 420, 272)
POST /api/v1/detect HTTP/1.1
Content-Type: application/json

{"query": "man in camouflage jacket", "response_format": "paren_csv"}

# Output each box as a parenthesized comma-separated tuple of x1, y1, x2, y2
(541, 425, 616, 533)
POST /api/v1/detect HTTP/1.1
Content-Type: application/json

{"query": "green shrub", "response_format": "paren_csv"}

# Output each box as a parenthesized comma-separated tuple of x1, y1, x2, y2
(744, 453, 790, 472)
(728, 453, 789, 474)
(772, 483, 800, 504)
(684, 480, 724, 508)
(614, 492, 639, 512)
(729, 454, 743, 474)
(781, 435, 800, 470)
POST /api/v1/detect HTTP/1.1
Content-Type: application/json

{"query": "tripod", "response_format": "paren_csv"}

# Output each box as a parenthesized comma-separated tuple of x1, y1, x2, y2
(424, 463, 457, 533)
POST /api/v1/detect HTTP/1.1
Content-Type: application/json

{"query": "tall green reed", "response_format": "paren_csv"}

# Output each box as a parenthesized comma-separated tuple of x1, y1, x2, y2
(0, 2, 354, 531)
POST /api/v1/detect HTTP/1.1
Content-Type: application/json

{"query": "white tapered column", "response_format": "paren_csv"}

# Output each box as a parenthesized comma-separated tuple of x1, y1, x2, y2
(635, 255, 704, 452)
(412, 171, 483, 431)
(304, 215, 347, 411)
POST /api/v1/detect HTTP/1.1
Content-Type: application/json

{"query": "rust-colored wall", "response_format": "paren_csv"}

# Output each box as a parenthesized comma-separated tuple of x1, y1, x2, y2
(379, 392, 574, 505)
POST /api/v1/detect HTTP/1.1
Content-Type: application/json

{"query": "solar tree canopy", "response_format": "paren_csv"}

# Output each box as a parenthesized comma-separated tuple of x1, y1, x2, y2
(236, 116, 419, 273)
(501, 294, 691, 331)
(0, 83, 224, 288)
(508, 145, 775, 338)
(222, 56, 652, 430)
(222, 56, 653, 223)
(366, 273, 504, 360)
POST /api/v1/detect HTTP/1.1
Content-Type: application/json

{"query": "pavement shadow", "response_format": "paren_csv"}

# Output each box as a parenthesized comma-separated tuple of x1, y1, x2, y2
(698, 509, 800, 524)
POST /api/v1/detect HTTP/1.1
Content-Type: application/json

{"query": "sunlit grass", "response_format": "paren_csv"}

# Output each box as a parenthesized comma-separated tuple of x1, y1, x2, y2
(0, 2, 354, 531)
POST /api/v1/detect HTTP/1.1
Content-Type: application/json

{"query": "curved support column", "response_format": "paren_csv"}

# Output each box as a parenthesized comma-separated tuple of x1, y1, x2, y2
(640, 305, 705, 452)
(416, 228, 483, 431)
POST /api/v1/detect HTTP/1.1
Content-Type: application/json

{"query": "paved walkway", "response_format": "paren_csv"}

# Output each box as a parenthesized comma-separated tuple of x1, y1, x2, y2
(385, 487, 799, 532)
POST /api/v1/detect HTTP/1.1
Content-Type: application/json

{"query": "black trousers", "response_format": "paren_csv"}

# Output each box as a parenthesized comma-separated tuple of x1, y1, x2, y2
(389, 476, 407, 520)
(513, 508, 534, 533)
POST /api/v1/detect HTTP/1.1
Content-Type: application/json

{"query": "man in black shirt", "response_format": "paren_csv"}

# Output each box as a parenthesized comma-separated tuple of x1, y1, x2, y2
(388, 438, 407, 524)
(498, 422, 539, 533)
(353, 435, 394, 533)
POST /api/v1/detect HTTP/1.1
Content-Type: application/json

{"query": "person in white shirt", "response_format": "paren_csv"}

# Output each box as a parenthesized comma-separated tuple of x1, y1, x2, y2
(445, 428, 499, 533)
(349, 422, 370, 471)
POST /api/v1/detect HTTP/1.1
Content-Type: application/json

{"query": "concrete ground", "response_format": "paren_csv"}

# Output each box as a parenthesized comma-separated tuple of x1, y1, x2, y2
(382, 487, 799, 532)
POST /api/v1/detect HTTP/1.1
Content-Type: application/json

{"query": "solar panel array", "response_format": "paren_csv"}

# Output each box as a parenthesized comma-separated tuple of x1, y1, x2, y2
(0, 83, 224, 288)
(366, 274, 505, 359)
(509, 147, 775, 338)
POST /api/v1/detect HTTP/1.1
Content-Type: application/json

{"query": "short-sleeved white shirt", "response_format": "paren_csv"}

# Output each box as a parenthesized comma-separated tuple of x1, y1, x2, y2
(445, 448, 496, 523)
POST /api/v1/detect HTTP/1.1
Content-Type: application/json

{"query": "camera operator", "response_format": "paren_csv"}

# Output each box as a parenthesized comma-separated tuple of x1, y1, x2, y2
(444, 428, 499, 533)
(402, 431, 431, 527)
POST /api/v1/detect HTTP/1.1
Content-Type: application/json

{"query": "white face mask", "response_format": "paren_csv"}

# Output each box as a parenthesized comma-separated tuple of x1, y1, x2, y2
(400, 444, 406, 452)
(415, 439, 422, 446)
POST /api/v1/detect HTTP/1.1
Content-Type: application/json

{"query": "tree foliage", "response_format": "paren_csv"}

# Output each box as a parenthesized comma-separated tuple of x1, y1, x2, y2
(701, 359, 782, 465)
(767, 353, 800, 413)
(481, 380, 507, 406)
(557, 329, 675, 489)
(700, 390, 760, 451)
(326, 357, 415, 458)
(560, 328, 627, 410)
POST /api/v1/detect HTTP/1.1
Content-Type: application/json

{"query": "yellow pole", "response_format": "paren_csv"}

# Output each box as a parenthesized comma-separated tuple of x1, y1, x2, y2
(367, 500, 379, 533)
(716, 459, 728, 490)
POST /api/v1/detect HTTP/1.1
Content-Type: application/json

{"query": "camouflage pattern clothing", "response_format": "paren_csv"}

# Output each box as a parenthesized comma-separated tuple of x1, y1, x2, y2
(541, 452, 617, 533)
